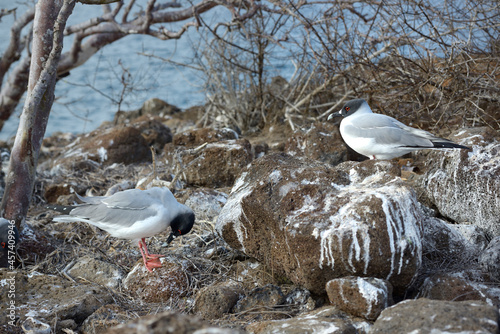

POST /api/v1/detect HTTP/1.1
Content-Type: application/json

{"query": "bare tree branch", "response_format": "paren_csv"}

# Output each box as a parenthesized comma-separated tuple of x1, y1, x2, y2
(1, 0, 76, 240)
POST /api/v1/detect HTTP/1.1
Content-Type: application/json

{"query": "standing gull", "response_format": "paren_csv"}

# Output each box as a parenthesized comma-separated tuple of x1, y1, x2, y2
(46, 187, 195, 272)
(328, 99, 470, 159)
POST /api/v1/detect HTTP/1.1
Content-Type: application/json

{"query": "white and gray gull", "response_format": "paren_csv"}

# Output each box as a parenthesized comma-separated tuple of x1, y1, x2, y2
(328, 98, 470, 159)
(46, 187, 195, 272)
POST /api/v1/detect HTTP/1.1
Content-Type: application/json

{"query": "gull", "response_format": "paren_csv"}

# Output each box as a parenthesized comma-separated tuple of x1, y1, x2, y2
(328, 99, 470, 159)
(46, 187, 195, 272)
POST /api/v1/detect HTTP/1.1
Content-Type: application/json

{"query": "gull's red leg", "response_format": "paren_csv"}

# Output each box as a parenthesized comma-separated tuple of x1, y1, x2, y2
(140, 238, 165, 260)
(138, 239, 162, 271)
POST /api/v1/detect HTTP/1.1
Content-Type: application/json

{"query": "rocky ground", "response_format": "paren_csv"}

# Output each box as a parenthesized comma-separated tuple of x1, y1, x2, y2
(1, 97, 500, 334)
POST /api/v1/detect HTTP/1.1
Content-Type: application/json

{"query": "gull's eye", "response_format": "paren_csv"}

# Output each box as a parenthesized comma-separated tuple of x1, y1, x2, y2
(345, 106, 350, 112)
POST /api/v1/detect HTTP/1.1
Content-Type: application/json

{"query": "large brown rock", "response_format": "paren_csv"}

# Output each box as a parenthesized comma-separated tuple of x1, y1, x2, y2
(164, 128, 252, 188)
(285, 122, 346, 165)
(216, 154, 423, 294)
(419, 127, 500, 236)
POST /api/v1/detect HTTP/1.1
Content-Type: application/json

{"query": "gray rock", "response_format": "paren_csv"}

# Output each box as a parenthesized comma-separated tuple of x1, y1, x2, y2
(479, 236, 500, 282)
(326, 276, 393, 321)
(106, 311, 245, 334)
(184, 189, 228, 221)
(247, 306, 370, 334)
(420, 127, 500, 236)
(216, 154, 423, 294)
(371, 298, 499, 333)
(234, 284, 285, 313)
(67, 255, 125, 289)
(453, 223, 490, 250)
(0, 269, 113, 328)
(81, 304, 131, 334)
(417, 271, 500, 306)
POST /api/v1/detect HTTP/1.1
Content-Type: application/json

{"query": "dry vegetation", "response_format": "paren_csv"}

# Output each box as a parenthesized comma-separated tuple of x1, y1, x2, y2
(197, 0, 499, 136)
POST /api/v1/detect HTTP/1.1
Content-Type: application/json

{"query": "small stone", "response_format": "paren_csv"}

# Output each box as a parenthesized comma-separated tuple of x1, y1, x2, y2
(326, 276, 393, 321)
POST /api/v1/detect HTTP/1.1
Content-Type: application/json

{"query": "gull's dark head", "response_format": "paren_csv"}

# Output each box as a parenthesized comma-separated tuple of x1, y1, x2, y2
(166, 211, 195, 245)
(339, 99, 370, 117)
(328, 98, 370, 120)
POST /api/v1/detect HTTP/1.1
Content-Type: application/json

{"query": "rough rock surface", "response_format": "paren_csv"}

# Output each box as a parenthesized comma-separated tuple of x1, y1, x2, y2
(285, 122, 346, 166)
(247, 306, 371, 334)
(419, 127, 500, 236)
(67, 255, 125, 289)
(122, 257, 192, 303)
(0, 269, 113, 329)
(326, 276, 393, 320)
(50, 126, 151, 171)
(371, 298, 500, 333)
(417, 272, 500, 306)
(183, 188, 228, 221)
(194, 282, 243, 319)
(80, 304, 131, 334)
(106, 311, 245, 334)
(216, 153, 423, 294)
(164, 128, 253, 188)
(479, 236, 500, 282)
(234, 284, 285, 313)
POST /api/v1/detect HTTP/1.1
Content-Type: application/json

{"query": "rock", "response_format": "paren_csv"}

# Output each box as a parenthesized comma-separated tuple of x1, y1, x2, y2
(173, 128, 238, 146)
(164, 131, 253, 188)
(326, 276, 393, 321)
(234, 284, 285, 313)
(216, 154, 423, 294)
(454, 223, 490, 250)
(113, 98, 181, 124)
(106, 311, 245, 334)
(285, 122, 346, 165)
(194, 282, 243, 319)
(80, 304, 131, 334)
(21, 317, 51, 334)
(122, 257, 192, 303)
(247, 306, 371, 334)
(130, 114, 173, 151)
(0, 269, 113, 328)
(183, 188, 228, 221)
(67, 255, 125, 289)
(283, 288, 316, 313)
(419, 127, 500, 236)
(418, 272, 500, 306)
(371, 298, 500, 333)
(52, 126, 151, 171)
(421, 214, 479, 264)
(479, 236, 500, 282)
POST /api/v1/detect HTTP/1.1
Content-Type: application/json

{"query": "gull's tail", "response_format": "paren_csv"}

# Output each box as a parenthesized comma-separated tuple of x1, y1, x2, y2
(431, 140, 470, 150)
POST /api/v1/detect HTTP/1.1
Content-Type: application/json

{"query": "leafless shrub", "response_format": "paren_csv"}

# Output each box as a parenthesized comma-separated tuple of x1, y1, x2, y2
(199, 0, 499, 133)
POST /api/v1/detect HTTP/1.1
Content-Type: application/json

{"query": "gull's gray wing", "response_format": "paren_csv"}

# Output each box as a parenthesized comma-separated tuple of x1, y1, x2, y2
(343, 114, 436, 148)
(68, 203, 158, 228)
(57, 188, 163, 229)
(101, 188, 161, 210)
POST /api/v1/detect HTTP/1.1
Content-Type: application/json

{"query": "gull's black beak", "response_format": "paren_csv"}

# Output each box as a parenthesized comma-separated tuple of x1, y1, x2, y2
(166, 232, 176, 245)
(327, 110, 342, 121)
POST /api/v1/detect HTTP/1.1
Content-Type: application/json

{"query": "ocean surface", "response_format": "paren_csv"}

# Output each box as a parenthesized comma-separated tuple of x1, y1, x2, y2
(0, 2, 289, 141)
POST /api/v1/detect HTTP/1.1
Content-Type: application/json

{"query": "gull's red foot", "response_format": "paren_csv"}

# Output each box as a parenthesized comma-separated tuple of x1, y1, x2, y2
(144, 257, 163, 272)
(146, 253, 164, 260)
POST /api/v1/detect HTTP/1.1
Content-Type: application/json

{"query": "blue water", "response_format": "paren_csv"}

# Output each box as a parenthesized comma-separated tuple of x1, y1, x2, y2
(0, 2, 240, 140)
